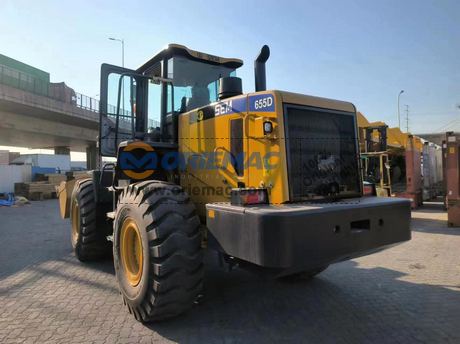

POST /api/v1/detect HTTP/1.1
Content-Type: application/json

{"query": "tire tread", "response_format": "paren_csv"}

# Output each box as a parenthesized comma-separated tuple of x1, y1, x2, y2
(115, 181, 204, 322)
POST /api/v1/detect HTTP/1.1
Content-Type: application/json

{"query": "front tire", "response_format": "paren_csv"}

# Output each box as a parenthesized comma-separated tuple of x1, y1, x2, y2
(70, 179, 111, 261)
(113, 181, 204, 322)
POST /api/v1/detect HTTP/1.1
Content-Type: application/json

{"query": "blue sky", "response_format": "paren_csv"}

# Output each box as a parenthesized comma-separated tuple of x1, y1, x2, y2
(1, 0, 459, 139)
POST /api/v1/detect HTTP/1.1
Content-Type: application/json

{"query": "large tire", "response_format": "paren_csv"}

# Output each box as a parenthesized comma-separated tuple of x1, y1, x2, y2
(70, 179, 111, 261)
(113, 181, 204, 322)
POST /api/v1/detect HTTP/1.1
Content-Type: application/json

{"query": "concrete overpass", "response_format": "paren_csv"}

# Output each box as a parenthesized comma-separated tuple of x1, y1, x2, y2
(0, 84, 98, 152)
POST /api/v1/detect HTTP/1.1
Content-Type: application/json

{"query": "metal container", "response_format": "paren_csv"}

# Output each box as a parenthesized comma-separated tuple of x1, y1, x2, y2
(0, 54, 49, 82)
(446, 132, 460, 226)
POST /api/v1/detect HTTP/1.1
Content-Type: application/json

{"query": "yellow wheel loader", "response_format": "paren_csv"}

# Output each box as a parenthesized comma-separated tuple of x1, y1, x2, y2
(59, 44, 411, 322)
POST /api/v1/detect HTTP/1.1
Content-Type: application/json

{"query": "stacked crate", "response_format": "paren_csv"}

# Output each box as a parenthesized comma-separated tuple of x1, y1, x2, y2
(34, 173, 67, 184)
(66, 171, 90, 181)
(14, 182, 58, 200)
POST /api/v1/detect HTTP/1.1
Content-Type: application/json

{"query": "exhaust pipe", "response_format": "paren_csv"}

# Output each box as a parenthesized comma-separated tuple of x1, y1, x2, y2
(254, 45, 270, 92)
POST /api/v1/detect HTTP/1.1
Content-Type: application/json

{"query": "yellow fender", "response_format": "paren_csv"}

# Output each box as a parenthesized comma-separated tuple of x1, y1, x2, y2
(57, 178, 91, 219)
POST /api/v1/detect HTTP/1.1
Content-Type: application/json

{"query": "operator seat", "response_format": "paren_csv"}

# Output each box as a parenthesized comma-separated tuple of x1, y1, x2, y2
(186, 86, 210, 111)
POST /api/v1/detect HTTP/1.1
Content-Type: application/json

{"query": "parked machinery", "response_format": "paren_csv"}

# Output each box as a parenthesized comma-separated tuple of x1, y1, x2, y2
(436, 145, 443, 195)
(422, 142, 440, 201)
(356, 114, 424, 208)
(445, 132, 460, 226)
(402, 135, 423, 209)
(360, 125, 392, 197)
(442, 140, 448, 210)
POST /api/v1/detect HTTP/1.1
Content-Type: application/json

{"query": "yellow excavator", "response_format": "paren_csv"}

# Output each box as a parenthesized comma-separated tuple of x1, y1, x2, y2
(59, 44, 411, 322)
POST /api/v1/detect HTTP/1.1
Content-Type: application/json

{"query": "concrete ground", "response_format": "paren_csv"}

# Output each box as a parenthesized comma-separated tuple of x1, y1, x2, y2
(0, 199, 459, 344)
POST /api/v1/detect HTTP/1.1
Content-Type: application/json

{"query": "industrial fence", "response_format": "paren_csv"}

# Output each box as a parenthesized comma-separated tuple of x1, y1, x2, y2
(0, 165, 32, 193)
(76, 93, 100, 112)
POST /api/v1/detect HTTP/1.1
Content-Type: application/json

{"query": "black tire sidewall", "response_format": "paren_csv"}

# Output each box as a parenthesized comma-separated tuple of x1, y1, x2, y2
(113, 204, 150, 308)
(69, 184, 81, 249)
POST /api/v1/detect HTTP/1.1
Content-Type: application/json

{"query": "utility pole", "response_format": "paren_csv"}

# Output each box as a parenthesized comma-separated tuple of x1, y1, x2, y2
(109, 38, 124, 67)
(397, 90, 404, 129)
(404, 105, 410, 132)
(109, 37, 125, 116)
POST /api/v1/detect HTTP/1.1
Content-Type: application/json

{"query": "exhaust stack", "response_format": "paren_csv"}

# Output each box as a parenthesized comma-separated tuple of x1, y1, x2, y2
(254, 45, 270, 92)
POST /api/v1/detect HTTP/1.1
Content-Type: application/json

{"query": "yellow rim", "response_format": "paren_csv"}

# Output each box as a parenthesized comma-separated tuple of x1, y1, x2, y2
(120, 217, 143, 287)
(72, 201, 79, 242)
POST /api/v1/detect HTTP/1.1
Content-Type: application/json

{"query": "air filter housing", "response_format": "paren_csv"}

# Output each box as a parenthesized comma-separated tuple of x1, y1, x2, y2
(219, 77, 242, 100)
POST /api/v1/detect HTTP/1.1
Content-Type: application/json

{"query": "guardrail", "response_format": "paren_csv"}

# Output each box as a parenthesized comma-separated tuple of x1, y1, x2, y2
(0, 64, 105, 113)
(0, 65, 49, 97)
(0, 64, 161, 128)
(75, 92, 99, 112)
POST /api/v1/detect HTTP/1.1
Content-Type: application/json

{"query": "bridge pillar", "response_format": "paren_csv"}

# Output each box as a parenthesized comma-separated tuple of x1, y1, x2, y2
(54, 147, 70, 155)
(86, 145, 100, 170)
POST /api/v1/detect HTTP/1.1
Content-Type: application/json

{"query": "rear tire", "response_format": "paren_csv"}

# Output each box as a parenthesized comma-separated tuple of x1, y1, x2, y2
(113, 181, 204, 322)
(70, 179, 111, 261)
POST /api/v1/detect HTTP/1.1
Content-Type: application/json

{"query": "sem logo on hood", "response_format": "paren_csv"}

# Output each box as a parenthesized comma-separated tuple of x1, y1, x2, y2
(120, 142, 157, 180)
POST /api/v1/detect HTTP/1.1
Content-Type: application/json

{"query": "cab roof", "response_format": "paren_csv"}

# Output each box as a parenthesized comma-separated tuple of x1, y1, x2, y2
(136, 44, 244, 74)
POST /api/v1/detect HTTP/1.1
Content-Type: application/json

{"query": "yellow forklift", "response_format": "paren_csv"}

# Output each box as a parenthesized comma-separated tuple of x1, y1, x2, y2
(361, 125, 393, 197)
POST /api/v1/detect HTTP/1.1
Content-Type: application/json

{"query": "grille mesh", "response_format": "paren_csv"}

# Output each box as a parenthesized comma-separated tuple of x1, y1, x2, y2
(285, 106, 360, 200)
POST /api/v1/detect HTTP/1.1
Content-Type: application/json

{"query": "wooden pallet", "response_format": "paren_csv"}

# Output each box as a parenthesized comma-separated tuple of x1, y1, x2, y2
(34, 173, 67, 185)
(14, 182, 58, 200)
(66, 171, 91, 181)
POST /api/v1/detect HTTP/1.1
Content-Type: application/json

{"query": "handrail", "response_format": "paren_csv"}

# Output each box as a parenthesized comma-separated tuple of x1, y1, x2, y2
(244, 114, 257, 139)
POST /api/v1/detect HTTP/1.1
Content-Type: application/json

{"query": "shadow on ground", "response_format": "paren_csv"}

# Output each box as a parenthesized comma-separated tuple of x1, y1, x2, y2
(143, 255, 460, 343)
(411, 198, 460, 235)
(2, 200, 460, 343)
(0, 200, 116, 281)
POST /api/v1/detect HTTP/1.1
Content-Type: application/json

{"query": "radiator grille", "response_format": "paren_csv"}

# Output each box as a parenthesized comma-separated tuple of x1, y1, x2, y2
(285, 106, 361, 200)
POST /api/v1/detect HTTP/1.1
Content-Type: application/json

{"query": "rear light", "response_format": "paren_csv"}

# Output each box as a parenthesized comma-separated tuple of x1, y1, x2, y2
(363, 183, 375, 196)
(231, 188, 269, 206)
(242, 190, 267, 205)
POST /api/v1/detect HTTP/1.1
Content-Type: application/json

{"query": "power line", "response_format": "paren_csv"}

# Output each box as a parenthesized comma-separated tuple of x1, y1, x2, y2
(432, 117, 460, 133)
(409, 113, 459, 116)
(434, 119, 460, 133)
(443, 120, 460, 132)
(411, 119, 454, 123)
(404, 105, 410, 132)
(409, 111, 459, 115)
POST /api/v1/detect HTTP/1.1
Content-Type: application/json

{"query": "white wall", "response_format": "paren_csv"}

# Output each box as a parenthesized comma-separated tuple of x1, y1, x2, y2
(0, 165, 32, 193)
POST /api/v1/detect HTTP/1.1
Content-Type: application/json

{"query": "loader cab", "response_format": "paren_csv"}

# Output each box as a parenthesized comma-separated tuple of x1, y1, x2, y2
(99, 44, 243, 157)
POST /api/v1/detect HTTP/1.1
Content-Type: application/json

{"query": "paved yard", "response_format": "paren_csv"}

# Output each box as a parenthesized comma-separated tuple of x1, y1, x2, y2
(0, 199, 459, 344)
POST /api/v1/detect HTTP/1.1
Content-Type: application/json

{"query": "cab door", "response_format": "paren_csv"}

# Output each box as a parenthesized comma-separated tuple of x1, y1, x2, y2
(99, 64, 147, 157)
